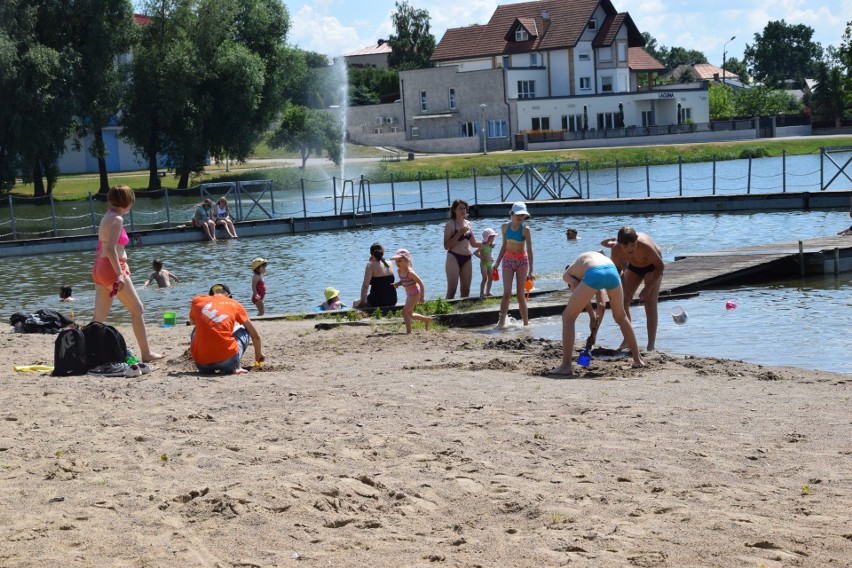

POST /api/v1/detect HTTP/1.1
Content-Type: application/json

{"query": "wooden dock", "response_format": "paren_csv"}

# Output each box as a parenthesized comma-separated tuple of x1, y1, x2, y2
(662, 235, 852, 294)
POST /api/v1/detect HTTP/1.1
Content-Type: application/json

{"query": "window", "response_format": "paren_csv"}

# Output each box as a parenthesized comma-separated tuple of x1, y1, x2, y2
(530, 53, 541, 67)
(579, 77, 591, 90)
(678, 107, 692, 123)
(531, 116, 550, 131)
(420, 91, 427, 112)
(517, 80, 535, 99)
(601, 76, 613, 93)
(578, 49, 590, 61)
(461, 122, 478, 137)
(587, 19, 596, 31)
(562, 114, 583, 132)
(515, 28, 528, 41)
(597, 112, 618, 130)
(599, 47, 612, 62)
(487, 119, 508, 138)
(448, 88, 456, 110)
(502, 55, 510, 69)
(641, 110, 653, 127)
(618, 43, 627, 62)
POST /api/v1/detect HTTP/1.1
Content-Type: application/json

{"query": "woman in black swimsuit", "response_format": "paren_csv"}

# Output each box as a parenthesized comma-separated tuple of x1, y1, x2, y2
(353, 243, 398, 308)
(443, 199, 479, 299)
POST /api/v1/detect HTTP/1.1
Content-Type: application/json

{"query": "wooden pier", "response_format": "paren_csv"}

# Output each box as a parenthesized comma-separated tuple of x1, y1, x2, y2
(662, 234, 852, 294)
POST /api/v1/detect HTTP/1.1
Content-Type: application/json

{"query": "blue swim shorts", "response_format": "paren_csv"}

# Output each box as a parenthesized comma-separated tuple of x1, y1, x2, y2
(582, 264, 621, 290)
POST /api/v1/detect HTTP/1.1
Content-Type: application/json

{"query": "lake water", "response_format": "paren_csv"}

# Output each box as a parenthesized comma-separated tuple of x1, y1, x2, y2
(3, 208, 850, 374)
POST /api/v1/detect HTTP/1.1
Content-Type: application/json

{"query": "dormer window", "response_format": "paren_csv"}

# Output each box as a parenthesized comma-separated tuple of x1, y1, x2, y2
(515, 28, 529, 41)
(587, 19, 597, 31)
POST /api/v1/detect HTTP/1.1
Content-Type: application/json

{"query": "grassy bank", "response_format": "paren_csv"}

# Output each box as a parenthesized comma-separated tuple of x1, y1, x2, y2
(15, 136, 852, 200)
(368, 136, 852, 183)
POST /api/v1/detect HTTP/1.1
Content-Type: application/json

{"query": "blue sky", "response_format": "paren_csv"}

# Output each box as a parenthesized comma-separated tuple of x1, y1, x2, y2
(286, 0, 851, 62)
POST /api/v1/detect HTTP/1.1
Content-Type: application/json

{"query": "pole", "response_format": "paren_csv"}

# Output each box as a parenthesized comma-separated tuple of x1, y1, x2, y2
(645, 157, 650, 197)
(586, 161, 590, 198)
(747, 151, 752, 194)
(712, 155, 717, 195)
(418, 171, 423, 209)
(615, 159, 620, 198)
(164, 188, 171, 228)
(678, 155, 683, 196)
(9, 195, 16, 240)
(332, 177, 338, 216)
(722, 35, 735, 89)
(301, 178, 307, 218)
(88, 192, 97, 234)
(798, 241, 805, 277)
(49, 194, 58, 237)
(472, 168, 478, 205)
(446, 170, 451, 206)
(782, 149, 786, 193)
(390, 174, 396, 211)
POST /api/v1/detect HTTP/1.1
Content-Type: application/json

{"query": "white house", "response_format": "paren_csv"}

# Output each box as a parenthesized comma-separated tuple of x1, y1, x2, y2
(347, 0, 714, 152)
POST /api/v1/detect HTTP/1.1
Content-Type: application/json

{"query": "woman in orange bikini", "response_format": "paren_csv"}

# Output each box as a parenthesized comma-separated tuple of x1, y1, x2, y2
(495, 202, 535, 327)
(92, 185, 164, 362)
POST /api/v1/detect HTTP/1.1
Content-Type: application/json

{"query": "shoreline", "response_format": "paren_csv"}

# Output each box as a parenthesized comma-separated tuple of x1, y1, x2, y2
(1, 319, 850, 566)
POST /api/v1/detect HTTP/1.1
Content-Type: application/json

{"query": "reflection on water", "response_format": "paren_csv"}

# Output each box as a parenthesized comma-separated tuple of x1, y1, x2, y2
(1, 209, 850, 373)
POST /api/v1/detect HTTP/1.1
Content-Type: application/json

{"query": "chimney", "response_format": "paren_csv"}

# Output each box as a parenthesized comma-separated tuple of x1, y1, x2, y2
(377, 39, 385, 46)
(541, 10, 551, 34)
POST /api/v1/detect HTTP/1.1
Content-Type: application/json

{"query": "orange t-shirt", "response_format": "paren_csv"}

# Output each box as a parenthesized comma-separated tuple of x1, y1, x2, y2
(189, 295, 249, 365)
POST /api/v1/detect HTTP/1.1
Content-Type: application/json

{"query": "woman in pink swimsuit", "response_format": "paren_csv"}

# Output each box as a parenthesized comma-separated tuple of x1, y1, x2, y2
(92, 185, 163, 363)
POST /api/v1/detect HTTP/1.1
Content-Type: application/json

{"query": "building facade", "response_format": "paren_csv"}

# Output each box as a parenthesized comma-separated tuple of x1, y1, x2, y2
(351, 0, 712, 153)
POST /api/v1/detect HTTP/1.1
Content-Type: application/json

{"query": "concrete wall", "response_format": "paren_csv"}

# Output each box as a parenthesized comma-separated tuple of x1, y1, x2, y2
(345, 103, 405, 145)
(57, 125, 150, 174)
(776, 125, 812, 137)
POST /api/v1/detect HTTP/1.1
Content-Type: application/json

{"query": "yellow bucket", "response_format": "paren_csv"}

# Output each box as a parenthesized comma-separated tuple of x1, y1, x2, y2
(163, 312, 176, 326)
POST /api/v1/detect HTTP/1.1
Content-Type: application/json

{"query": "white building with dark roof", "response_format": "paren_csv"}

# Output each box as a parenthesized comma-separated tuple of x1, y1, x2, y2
(347, 0, 717, 152)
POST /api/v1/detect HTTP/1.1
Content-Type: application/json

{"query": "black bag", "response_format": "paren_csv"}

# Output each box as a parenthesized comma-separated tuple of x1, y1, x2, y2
(21, 309, 73, 334)
(52, 326, 88, 376)
(82, 322, 128, 368)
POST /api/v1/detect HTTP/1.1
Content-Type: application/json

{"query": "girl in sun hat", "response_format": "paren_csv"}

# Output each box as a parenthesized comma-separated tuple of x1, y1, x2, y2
(251, 257, 268, 316)
(318, 287, 347, 311)
(390, 249, 432, 334)
(494, 201, 534, 327)
(474, 227, 498, 298)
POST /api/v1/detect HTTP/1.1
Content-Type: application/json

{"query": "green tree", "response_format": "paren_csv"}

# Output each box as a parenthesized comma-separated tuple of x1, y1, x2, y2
(664, 46, 707, 69)
(810, 63, 848, 127)
(733, 85, 803, 116)
(723, 56, 749, 84)
(708, 82, 735, 119)
(269, 104, 342, 168)
(57, 0, 137, 194)
(640, 32, 664, 62)
(744, 20, 823, 88)
(348, 66, 400, 106)
(387, 1, 435, 71)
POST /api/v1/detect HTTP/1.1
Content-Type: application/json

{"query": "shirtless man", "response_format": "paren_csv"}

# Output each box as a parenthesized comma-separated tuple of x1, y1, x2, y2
(602, 226, 664, 351)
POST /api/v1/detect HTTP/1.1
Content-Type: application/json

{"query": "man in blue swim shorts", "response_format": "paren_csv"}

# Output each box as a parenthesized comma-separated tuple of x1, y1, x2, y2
(548, 251, 645, 377)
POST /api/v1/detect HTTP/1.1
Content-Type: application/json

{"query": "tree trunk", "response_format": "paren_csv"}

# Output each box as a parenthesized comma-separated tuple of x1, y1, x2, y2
(147, 130, 160, 191)
(300, 148, 308, 169)
(94, 127, 110, 194)
(32, 159, 46, 197)
(178, 171, 189, 189)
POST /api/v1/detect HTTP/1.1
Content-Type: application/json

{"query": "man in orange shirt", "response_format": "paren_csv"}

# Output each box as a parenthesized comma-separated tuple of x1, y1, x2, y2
(189, 283, 264, 374)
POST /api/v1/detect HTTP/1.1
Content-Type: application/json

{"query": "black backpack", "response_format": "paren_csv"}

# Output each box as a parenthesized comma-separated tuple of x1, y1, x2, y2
(82, 322, 128, 368)
(52, 326, 88, 376)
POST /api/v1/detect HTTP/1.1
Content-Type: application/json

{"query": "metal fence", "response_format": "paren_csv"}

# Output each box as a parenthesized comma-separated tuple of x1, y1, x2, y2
(0, 149, 848, 241)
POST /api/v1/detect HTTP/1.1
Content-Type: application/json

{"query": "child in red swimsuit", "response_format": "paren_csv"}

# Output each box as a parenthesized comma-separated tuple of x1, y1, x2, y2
(251, 257, 267, 316)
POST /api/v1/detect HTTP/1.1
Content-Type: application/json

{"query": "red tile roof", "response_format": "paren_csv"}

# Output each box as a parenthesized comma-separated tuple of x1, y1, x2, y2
(133, 14, 151, 26)
(433, 0, 612, 61)
(628, 47, 666, 72)
(346, 42, 393, 57)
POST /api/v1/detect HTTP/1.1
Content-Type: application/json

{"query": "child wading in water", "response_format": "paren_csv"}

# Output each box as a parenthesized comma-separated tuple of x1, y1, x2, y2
(391, 249, 432, 334)
(141, 259, 180, 288)
(475, 228, 498, 298)
(251, 257, 267, 316)
(494, 202, 534, 327)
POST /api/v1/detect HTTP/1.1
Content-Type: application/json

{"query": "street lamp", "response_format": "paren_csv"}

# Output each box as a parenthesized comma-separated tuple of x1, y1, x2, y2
(722, 35, 735, 87)
(479, 103, 488, 154)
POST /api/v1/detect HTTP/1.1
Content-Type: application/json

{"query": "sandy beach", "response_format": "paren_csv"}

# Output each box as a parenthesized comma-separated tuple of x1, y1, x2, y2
(0, 318, 850, 567)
